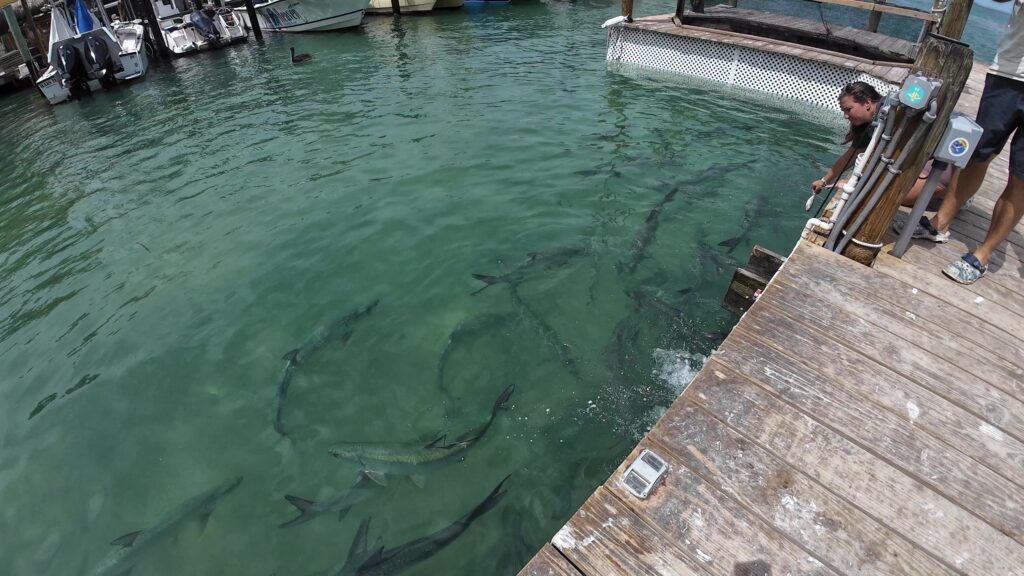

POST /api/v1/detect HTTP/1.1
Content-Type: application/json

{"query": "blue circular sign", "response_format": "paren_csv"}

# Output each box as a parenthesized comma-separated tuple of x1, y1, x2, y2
(949, 138, 969, 157)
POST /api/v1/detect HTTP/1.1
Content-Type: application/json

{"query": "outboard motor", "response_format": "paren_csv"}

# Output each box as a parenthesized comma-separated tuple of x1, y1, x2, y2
(190, 9, 221, 45)
(84, 35, 115, 85)
(56, 43, 90, 99)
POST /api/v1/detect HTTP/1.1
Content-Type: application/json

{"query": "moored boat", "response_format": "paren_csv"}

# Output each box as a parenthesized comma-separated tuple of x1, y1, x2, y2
(232, 0, 368, 32)
(154, 0, 248, 56)
(35, 0, 148, 105)
(366, 0, 435, 14)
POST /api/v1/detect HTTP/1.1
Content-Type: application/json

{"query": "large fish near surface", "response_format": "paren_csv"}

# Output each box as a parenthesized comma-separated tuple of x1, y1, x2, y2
(619, 184, 680, 274)
(274, 300, 379, 436)
(436, 313, 517, 405)
(470, 246, 588, 295)
(329, 385, 514, 483)
(508, 284, 584, 383)
(280, 475, 379, 529)
(327, 477, 509, 576)
(695, 238, 735, 275)
(90, 476, 242, 576)
(718, 195, 770, 253)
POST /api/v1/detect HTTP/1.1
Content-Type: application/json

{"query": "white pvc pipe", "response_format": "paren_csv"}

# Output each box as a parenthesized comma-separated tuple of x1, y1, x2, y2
(801, 110, 888, 240)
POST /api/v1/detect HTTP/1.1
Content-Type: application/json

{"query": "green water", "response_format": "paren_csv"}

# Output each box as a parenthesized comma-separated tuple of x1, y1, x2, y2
(0, 3, 843, 574)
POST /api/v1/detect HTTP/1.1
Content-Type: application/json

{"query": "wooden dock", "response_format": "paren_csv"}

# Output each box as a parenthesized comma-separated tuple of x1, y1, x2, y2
(519, 39, 1024, 576)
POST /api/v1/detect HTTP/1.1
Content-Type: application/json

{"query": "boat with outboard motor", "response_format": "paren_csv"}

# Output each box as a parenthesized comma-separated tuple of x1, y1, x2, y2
(35, 0, 148, 105)
(232, 0, 369, 32)
(154, 0, 247, 56)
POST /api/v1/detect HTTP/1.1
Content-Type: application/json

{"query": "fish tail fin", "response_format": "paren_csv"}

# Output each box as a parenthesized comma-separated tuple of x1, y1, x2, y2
(278, 495, 316, 528)
(470, 274, 498, 295)
(718, 234, 747, 254)
(281, 348, 299, 363)
(465, 475, 510, 525)
(491, 383, 515, 416)
(364, 299, 380, 315)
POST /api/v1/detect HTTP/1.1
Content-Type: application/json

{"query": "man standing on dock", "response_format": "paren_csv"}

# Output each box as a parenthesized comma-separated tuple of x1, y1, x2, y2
(914, 0, 1024, 284)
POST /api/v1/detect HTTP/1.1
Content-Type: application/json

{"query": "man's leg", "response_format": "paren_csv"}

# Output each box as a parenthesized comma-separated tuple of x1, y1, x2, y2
(932, 158, 990, 232)
(974, 173, 1024, 266)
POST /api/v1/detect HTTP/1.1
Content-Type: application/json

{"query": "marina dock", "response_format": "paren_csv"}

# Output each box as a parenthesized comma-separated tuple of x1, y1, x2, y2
(521, 17, 1024, 576)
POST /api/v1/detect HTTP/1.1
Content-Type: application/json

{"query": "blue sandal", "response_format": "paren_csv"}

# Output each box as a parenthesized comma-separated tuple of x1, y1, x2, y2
(943, 252, 987, 285)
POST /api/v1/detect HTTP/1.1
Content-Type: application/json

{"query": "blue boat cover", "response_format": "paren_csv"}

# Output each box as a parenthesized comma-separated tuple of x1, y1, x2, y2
(75, 0, 94, 33)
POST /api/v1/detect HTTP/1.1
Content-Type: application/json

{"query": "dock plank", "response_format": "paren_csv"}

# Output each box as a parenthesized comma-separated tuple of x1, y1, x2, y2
(518, 546, 583, 576)
(552, 487, 710, 576)
(737, 299, 1024, 483)
(783, 242, 1024, 373)
(688, 360, 1024, 575)
(763, 270, 1024, 419)
(605, 441, 837, 576)
(717, 327, 1024, 544)
(649, 400, 958, 576)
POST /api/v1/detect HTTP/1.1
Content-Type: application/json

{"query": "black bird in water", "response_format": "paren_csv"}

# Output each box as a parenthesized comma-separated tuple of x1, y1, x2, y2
(290, 47, 313, 64)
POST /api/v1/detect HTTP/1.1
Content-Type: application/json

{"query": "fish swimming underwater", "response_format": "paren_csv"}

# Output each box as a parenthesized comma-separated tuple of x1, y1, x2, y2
(279, 474, 379, 529)
(471, 247, 588, 295)
(274, 300, 379, 436)
(329, 385, 514, 484)
(90, 476, 243, 576)
(326, 476, 510, 576)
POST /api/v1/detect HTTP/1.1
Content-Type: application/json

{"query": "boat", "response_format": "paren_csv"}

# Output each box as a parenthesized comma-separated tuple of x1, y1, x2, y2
(232, 0, 369, 33)
(433, 0, 464, 9)
(154, 0, 247, 56)
(35, 0, 148, 105)
(365, 0, 434, 14)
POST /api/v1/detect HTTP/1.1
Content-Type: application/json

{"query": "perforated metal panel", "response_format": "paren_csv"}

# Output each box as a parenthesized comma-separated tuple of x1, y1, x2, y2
(607, 26, 894, 112)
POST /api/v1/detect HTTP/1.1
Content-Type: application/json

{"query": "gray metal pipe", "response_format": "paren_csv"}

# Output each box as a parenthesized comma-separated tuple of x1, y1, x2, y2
(890, 160, 948, 258)
(836, 100, 939, 254)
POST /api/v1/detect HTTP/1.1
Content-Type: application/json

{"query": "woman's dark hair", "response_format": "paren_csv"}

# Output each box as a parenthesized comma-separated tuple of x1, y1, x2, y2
(839, 82, 883, 145)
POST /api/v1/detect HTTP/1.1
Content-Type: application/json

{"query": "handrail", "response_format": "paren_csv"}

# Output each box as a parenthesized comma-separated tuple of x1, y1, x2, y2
(814, 0, 939, 22)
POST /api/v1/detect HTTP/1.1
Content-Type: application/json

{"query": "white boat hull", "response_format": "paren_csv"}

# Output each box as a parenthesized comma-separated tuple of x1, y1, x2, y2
(366, 0, 435, 14)
(36, 16, 149, 105)
(234, 0, 368, 33)
(161, 10, 248, 56)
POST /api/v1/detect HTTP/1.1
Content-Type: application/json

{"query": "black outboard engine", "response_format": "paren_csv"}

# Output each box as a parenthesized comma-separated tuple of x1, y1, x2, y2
(84, 35, 116, 85)
(56, 43, 90, 99)
(190, 9, 221, 45)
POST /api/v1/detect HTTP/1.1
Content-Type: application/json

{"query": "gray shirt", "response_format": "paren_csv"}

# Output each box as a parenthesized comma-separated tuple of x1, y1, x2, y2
(990, 0, 1024, 82)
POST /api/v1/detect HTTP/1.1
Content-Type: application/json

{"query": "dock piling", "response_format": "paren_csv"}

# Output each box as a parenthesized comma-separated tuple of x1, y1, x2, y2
(243, 0, 262, 40)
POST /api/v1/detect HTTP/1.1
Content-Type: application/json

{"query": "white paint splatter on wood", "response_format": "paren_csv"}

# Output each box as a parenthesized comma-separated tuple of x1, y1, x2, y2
(979, 423, 1005, 442)
(906, 401, 920, 422)
(553, 527, 577, 550)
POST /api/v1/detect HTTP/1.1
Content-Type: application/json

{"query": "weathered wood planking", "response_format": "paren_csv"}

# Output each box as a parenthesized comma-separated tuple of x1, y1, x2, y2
(770, 255, 1024, 407)
(716, 329, 1024, 544)
(688, 360, 1024, 575)
(737, 300, 1024, 484)
(783, 241, 1024, 371)
(603, 440, 838, 575)
(873, 250, 1024, 338)
(552, 487, 711, 576)
(517, 545, 583, 576)
(650, 400, 958, 575)
(893, 243, 1024, 316)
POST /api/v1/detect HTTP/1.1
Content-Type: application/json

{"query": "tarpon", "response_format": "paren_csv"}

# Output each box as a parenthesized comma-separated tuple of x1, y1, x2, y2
(619, 185, 680, 274)
(436, 313, 517, 407)
(470, 247, 588, 295)
(508, 284, 584, 383)
(328, 477, 509, 576)
(718, 195, 769, 253)
(280, 475, 379, 529)
(329, 385, 514, 483)
(90, 476, 243, 576)
(274, 300, 379, 436)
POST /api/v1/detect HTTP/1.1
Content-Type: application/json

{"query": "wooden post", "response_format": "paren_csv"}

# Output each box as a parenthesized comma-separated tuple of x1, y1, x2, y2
(391, 0, 401, 15)
(691, 0, 704, 13)
(244, 0, 262, 40)
(621, 0, 633, 22)
(19, 0, 45, 64)
(866, 0, 884, 32)
(937, 0, 972, 40)
(727, 0, 737, 6)
(137, 0, 170, 57)
(837, 34, 973, 265)
(2, 4, 34, 79)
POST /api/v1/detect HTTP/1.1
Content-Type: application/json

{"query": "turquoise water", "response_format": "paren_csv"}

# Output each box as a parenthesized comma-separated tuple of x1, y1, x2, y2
(0, 3, 842, 575)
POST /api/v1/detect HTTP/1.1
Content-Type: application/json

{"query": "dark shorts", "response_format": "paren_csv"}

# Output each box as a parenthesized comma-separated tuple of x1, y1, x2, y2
(974, 73, 1024, 177)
